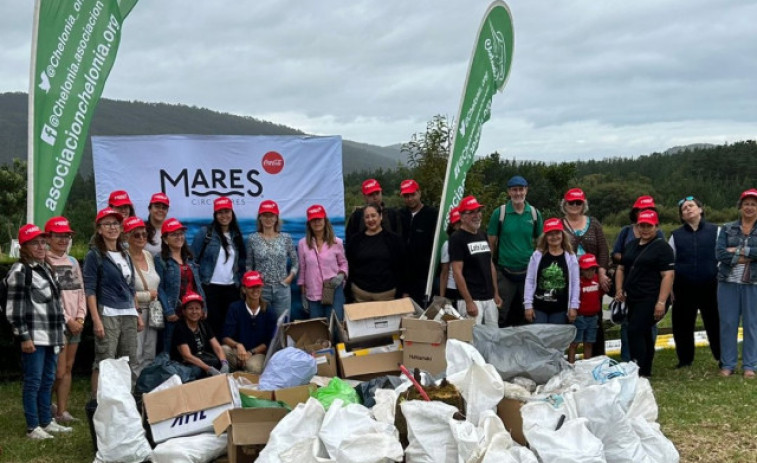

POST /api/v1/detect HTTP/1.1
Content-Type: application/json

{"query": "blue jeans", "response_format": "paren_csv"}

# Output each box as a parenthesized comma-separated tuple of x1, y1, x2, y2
(533, 310, 568, 324)
(262, 283, 292, 319)
(718, 282, 757, 372)
(308, 285, 346, 321)
(21, 346, 58, 430)
(621, 322, 658, 362)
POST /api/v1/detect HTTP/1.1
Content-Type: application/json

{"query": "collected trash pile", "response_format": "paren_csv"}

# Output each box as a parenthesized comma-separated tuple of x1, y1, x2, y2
(88, 299, 679, 463)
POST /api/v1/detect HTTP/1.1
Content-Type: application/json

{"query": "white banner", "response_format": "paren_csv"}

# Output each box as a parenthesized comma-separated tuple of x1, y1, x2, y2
(91, 135, 344, 240)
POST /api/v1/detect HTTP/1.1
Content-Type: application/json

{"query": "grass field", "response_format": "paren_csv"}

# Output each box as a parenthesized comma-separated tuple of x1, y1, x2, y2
(0, 344, 754, 463)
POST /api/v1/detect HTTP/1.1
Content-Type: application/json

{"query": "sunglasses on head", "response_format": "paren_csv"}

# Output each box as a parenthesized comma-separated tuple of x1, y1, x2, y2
(678, 196, 696, 207)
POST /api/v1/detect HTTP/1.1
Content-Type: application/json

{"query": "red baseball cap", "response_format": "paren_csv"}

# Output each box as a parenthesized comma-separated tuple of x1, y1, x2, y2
(44, 216, 74, 234)
(362, 179, 382, 195)
(258, 200, 279, 215)
(458, 196, 484, 212)
(400, 179, 420, 195)
(18, 224, 47, 245)
(579, 253, 599, 269)
(449, 207, 461, 225)
(633, 195, 656, 209)
(543, 218, 564, 234)
(307, 204, 327, 221)
(108, 190, 132, 207)
(181, 292, 204, 308)
(122, 217, 146, 234)
(96, 207, 123, 224)
(637, 210, 659, 225)
(150, 193, 170, 206)
(214, 196, 233, 212)
(242, 270, 264, 287)
(161, 218, 187, 234)
(739, 188, 757, 202)
(564, 188, 586, 202)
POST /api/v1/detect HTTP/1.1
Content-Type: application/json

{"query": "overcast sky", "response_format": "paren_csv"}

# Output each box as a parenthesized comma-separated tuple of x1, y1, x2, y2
(2, 0, 755, 162)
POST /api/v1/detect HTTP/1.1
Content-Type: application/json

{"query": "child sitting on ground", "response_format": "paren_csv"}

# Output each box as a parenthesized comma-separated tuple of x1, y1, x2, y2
(568, 253, 603, 363)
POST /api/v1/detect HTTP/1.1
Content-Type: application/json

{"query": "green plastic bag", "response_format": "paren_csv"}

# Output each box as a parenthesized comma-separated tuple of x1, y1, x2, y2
(240, 393, 291, 410)
(312, 377, 360, 410)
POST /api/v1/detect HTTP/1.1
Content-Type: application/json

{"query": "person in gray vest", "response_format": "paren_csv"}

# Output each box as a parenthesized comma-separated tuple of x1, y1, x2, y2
(487, 175, 543, 327)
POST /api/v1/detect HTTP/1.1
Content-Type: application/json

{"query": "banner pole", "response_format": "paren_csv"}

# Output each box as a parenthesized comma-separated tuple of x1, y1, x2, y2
(27, 0, 42, 224)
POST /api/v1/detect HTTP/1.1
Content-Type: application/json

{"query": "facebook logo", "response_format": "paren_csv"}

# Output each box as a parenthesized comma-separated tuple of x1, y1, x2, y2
(40, 124, 57, 146)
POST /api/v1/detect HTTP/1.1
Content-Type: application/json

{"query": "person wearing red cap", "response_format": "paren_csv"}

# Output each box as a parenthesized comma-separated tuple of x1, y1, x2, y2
(220, 271, 278, 374)
(245, 200, 298, 317)
(297, 205, 348, 320)
(124, 216, 161, 377)
(560, 187, 611, 355)
(398, 179, 439, 306)
(439, 207, 462, 303)
(44, 217, 85, 424)
(83, 208, 142, 397)
(155, 218, 205, 352)
(668, 196, 720, 370)
(615, 210, 675, 377)
(144, 192, 170, 256)
(715, 188, 757, 378)
(344, 178, 402, 241)
(191, 197, 246, 336)
(171, 292, 229, 379)
(449, 196, 501, 326)
(524, 218, 580, 325)
(611, 195, 664, 362)
(487, 175, 544, 327)
(107, 190, 136, 219)
(568, 254, 603, 363)
(4, 224, 69, 439)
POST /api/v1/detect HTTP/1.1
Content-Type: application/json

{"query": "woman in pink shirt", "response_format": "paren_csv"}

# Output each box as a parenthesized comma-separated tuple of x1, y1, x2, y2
(44, 216, 86, 424)
(297, 205, 348, 321)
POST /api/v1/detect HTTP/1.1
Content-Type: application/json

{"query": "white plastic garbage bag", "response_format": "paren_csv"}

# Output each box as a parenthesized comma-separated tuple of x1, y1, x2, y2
(402, 400, 460, 463)
(448, 361, 505, 425)
(525, 417, 606, 463)
(93, 357, 151, 463)
(280, 437, 333, 463)
(336, 432, 405, 463)
(449, 419, 483, 463)
(630, 417, 680, 463)
(627, 377, 658, 422)
(151, 433, 227, 463)
(445, 338, 486, 377)
(319, 400, 402, 461)
(257, 397, 326, 463)
(372, 388, 399, 424)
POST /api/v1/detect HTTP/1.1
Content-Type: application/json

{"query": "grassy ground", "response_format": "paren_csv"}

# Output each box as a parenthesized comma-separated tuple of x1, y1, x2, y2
(1, 346, 754, 462)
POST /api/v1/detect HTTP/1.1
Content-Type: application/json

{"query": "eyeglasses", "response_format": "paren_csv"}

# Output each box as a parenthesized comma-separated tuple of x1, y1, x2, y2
(461, 210, 482, 215)
(99, 222, 121, 229)
(678, 196, 696, 207)
(131, 232, 148, 239)
(26, 239, 48, 247)
(567, 200, 584, 206)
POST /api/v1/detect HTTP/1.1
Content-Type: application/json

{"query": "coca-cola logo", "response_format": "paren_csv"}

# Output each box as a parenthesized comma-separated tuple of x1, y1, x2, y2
(262, 151, 284, 174)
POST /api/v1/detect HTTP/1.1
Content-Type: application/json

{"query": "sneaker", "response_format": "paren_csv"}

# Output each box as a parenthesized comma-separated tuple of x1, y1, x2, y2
(56, 411, 79, 423)
(43, 420, 72, 433)
(27, 426, 54, 439)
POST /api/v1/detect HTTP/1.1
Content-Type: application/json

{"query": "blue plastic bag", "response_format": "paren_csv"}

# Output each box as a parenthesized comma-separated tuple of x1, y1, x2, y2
(259, 347, 317, 390)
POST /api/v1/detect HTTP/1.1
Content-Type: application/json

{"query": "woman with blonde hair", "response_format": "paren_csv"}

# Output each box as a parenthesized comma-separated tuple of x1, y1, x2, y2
(524, 218, 580, 324)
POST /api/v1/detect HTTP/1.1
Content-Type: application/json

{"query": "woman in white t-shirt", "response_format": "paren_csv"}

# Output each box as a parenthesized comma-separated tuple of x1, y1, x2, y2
(440, 207, 462, 303)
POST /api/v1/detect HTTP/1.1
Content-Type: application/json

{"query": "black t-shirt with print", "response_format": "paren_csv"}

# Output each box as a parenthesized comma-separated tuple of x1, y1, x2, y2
(533, 252, 569, 313)
(449, 229, 494, 300)
(171, 320, 216, 363)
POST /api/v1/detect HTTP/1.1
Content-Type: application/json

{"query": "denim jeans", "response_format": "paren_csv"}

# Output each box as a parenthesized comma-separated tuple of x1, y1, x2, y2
(262, 282, 292, 319)
(533, 310, 568, 325)
(21, 346, 58, 430)
(718, 281, 757, 372)
(308, 285, 346, 321)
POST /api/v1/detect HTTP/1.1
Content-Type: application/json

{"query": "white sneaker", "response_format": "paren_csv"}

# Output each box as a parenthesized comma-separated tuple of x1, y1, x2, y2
(56, 411, 80, 423)
(43, 419, 72, 433)
(27, 426, 54, 439)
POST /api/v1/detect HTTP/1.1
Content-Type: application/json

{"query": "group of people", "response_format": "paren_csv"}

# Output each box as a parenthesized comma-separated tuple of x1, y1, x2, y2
(4, 177, 756, 440)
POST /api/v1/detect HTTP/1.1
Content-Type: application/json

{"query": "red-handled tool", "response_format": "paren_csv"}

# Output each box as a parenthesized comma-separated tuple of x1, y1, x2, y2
(399, 364, 431, 401)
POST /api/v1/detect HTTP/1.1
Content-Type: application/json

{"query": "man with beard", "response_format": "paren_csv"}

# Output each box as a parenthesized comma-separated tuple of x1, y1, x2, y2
(450, 196, 502, 326)
(487, 175, 543, 327)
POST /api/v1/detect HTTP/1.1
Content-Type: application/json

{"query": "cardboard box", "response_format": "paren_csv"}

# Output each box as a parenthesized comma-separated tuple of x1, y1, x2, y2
(235, 372, 316, 409)
(143, 374, 236, 443)
(335, 317, 403, 378)
(401, 316, 476, 375)
(343, 298, 417, 339)
(214, 408, 289, 463)
(279, 317, 338, 377)
(497, 398, 526, 446)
